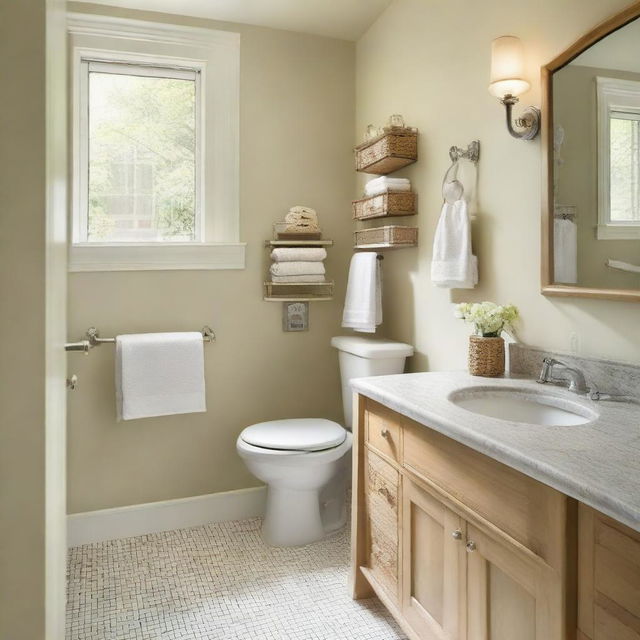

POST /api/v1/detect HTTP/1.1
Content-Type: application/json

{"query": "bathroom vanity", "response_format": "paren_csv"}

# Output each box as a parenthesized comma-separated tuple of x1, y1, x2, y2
(350, 371, 640, 640)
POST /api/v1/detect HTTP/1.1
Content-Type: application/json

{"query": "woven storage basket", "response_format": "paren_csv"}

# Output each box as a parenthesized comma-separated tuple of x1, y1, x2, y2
(353, 191, 417, 221)
(468, 336, 505, 377)
(355, 128, 418, 174)
(353, 225, 418, 248)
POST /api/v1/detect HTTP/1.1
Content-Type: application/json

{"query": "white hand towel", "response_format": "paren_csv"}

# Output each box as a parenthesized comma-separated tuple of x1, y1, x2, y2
(115, 332, 206, 421)
(365, 176, 411, 197)
(270, 262, 326, 277)
(270, 274, 326, 283)
(342, 253, 382, 333)
(431, 199, 478, 289)
(270, 248, 327, 262)
(553, 218, 577, 284)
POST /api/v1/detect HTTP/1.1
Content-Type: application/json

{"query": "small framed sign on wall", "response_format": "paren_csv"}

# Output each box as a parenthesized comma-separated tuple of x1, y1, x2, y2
(282, 302, 309, 332)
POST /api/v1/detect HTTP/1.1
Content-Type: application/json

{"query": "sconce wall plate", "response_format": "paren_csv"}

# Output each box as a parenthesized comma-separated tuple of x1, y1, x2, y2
(501, 95, 541, 140)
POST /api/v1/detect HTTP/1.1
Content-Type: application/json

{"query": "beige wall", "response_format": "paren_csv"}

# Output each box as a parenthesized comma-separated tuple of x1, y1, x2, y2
(554, 64, 640, 289)
(66, 4, 355, 513)
(356, 0, 640, 374)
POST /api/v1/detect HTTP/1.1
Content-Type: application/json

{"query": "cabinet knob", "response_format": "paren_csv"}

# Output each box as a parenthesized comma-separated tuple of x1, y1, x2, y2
(381, 428, 390, 438)
(452, 529, 462, 540)
(466, 541, 477, 553)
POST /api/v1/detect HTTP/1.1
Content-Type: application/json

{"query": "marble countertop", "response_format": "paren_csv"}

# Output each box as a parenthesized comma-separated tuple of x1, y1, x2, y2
(351, 372, 640, 532)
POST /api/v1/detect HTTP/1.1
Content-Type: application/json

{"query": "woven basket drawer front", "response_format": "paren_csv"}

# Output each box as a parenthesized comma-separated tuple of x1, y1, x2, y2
(354, 225, 418, 248)
(355, 129, 418, 175)
(353, 192, 417, 220)
(366, 450, 399, 600)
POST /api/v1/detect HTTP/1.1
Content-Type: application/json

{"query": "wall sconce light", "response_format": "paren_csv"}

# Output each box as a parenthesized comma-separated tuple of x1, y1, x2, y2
(489, 36, 540, 140)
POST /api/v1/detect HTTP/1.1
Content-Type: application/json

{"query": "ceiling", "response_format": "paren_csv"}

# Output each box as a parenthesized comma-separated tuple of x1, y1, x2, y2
(83, 0, 394, 41)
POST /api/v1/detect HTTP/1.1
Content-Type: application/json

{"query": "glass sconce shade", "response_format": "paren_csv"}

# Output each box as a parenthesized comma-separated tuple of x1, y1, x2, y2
(489, 36, 529, 98)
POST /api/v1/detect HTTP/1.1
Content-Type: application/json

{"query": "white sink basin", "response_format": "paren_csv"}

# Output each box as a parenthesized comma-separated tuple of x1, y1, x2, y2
(449, 386, 598, 426)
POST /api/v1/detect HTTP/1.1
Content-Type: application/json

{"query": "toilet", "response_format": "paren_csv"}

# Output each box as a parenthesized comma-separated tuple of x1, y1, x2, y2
(236, 336, 414, 547)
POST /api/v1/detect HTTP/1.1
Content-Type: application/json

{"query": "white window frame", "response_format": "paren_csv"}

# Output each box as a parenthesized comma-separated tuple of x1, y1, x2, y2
(77, 59, 204, 244)
(596, 76, 640, 240)
(68, 14, 244, 271)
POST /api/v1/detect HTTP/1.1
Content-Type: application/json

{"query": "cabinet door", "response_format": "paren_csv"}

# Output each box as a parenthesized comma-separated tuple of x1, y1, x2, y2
(466, 523, 560, 640)
(578, 505, 640, 640)
(402, 477, 466, 640)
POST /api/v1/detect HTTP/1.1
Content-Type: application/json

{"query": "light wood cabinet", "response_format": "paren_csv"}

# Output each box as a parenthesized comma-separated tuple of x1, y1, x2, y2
(578, 505, 640, 640)
(353, 394, 639, 640)
(352, 394, 572, 640)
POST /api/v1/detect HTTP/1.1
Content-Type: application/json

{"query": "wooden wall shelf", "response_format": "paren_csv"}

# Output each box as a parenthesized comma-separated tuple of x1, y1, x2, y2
(263, 280, 334, 302)
(265, 239, 333, 247)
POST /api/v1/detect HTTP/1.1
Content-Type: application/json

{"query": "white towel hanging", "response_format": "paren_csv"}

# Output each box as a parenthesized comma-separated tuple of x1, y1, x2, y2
(553, 218, 577, 284)
(431, 199, 477, 289)
(115, 332, 206, 421)
(342, 253, 382, 333)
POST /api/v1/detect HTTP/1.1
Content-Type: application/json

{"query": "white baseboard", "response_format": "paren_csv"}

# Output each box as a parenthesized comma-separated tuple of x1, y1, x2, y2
(67, 486, 266, 547)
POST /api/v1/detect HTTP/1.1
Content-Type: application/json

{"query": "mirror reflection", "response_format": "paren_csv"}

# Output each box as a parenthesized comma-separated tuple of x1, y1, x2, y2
(552, 18, 640, 290)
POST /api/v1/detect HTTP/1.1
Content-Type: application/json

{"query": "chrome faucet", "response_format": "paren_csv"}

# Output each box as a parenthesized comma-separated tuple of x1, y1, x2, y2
(537, 357, 589, 395)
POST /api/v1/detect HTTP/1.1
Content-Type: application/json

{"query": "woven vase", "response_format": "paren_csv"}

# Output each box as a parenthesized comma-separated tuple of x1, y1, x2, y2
(468, 335, 505, 377)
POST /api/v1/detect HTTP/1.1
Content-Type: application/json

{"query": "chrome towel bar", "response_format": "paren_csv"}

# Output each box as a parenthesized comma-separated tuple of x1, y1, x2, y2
(65, 326, 216, 354)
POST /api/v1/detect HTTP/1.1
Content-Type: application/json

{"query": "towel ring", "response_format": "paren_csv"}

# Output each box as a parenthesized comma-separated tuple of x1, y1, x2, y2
(442, 160, 464, 203)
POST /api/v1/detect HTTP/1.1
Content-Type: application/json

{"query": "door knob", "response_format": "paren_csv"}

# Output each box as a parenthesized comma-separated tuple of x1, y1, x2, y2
(452, 529, 463, 540)
(466, 541, 477, 552)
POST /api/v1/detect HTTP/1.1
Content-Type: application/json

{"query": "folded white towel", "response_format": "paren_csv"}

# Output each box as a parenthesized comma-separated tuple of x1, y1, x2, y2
(270, 262, 326, 277)
(270, 248, 327, 262)
(554, 218, 577, 284)
(285, 206, 318, 226)
(271, 274, 326, 283)
(115, 332, 206, 421)
(342, 253, 382, 333)
(431, 199, 478, 289)
(365, 176, 411, 197)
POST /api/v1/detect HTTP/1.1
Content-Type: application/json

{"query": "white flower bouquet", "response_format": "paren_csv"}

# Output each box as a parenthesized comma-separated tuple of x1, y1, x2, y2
(454, 301, 518, 338)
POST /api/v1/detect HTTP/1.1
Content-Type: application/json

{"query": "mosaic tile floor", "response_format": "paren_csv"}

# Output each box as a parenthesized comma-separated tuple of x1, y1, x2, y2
(67, 518, 407, 640)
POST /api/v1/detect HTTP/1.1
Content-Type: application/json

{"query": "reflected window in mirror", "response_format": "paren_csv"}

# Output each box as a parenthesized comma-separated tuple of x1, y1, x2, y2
(596, 77, 640, 239)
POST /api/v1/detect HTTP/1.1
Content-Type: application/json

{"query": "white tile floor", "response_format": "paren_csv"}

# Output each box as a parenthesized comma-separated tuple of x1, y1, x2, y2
(67, 517, 407, 640)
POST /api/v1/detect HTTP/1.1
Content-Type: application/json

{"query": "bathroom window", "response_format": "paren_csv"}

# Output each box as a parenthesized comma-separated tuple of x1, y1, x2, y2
(597, 77, 640, 239)
(69, 14, 243, 270)
(81, 61, 201, 243)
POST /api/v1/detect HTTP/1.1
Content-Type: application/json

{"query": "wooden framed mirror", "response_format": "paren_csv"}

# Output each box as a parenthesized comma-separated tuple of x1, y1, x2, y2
(542, 2, 640, 301)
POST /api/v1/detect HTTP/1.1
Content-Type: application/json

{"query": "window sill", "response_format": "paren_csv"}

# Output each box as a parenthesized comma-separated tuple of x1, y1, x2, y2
(597, 224, 640, 240)
(69, 242, 246, 272)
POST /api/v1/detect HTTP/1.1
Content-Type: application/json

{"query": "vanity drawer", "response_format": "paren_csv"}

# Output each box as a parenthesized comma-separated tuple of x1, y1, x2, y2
(365, 450, 399, 600)
(365, 400, 402, 464)
(402, 418, 566, 567)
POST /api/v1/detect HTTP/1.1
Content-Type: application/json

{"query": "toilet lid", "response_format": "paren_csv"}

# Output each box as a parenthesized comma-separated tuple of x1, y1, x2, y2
(240, 418, 346, 452)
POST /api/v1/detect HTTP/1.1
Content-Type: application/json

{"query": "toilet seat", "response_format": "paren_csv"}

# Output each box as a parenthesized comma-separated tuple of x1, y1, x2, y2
(240, 418, 346, 452)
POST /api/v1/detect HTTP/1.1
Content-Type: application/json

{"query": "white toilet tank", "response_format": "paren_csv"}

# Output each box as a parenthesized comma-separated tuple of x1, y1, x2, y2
(331, 336, 414, 430)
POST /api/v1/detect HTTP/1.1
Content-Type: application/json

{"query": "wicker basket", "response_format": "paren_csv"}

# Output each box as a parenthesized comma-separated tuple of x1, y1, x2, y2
(355, 127, 418, 175)
(353, 225, 418, 248)
(352, 191, 417, 221)
(468, 336, 505, 377)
